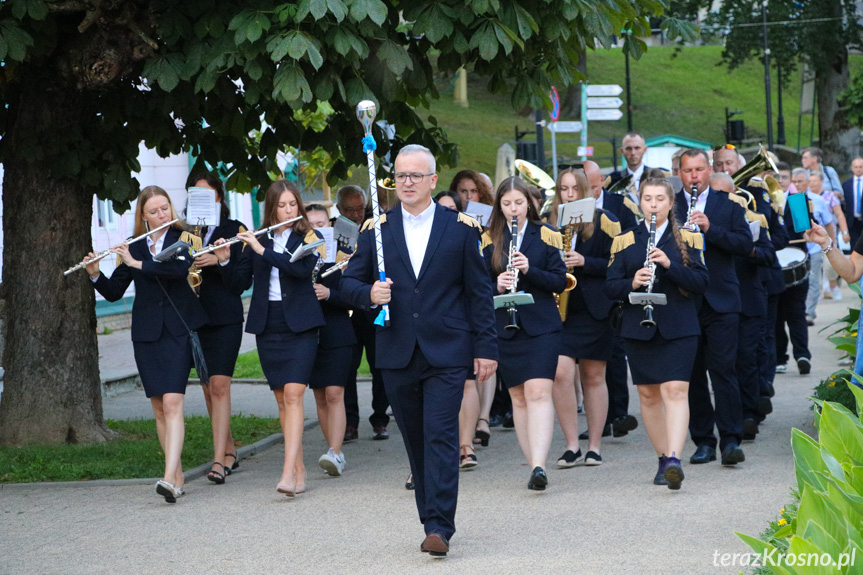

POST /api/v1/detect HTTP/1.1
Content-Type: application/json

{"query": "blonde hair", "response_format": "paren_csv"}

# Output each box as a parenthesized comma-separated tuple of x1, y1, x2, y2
(551, 167, 594, 242)
(133, 186, 183, 236)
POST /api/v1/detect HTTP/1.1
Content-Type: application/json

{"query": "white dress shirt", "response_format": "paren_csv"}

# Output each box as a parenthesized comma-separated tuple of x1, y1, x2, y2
(628, 163, 645, 186)
(268, 229, 291, 301)
(645, 218, 669, 243)
(402, 200, 436, 278)
(146, 231, 168, 256)
(595, 191, 604, 211)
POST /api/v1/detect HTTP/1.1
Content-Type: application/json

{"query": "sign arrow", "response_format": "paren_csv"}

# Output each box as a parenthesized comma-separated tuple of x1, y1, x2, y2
(548, 120, 583, 133)
(585, 84, 623, 97)
(586, 97, 623, 109)
(585, 109, 623, 121)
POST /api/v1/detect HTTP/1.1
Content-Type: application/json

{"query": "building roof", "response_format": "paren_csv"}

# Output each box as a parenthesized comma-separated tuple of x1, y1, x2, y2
(645, 134, 713, 150)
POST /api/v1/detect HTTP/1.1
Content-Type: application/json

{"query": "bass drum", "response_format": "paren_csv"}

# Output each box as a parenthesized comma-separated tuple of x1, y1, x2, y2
(776, 247, 810, 288)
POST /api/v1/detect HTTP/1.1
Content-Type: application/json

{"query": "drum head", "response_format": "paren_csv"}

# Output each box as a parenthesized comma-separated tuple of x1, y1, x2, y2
(777, 247, 807, 268)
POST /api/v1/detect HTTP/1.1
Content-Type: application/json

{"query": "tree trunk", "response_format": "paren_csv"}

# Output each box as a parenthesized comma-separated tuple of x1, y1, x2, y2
(561, 46, 588, 118)
(816, 47, 859, 174)
(0, 68, 114, 445)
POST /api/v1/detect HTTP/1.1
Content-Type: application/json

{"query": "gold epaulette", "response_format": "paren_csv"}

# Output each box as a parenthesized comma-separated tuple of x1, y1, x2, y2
(623, 196, 642, 217)
(336, 250, 350, 263)
(603, 175, 612, 189)
(540, 225, 563, 249)
(746, 178, 768, 191)
(728, 193, 749, 210)
(238, 225, 248, 251)
(610, 230, 635, 255)
(600, 213, 621, 238)
(179, 231, 203, 251)
(305, 229, 326, 260)
(457, 212, 482, 230)
(747, 210, 769, 229)
(680, 229, 704, 251)
(480, 231, 493, 250)
(360, 214, 387, 232)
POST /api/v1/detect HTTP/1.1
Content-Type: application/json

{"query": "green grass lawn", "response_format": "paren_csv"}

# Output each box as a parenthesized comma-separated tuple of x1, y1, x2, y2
(419, 45, 863, 186)
(0, 415, 281, 484)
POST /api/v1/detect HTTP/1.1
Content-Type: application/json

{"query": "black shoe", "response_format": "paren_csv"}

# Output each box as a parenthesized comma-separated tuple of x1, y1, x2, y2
(405, 473, 414, 490)
(584, 450, 602, 466)
(343, 426, 358, 443)
(663, 457, 684, 490)
(797, 357, 811, 375)
(721, 443, 745, 466)
(578, 423, 612, 440)
(488, 414, 503, 427)
(742, 418, 759, 441)
(689, 444, 716, 464)
(757, 396, 773, 416)
(527, 467, 548, 490)
(612, 415, 638, 438)
(502, 412, 514, 429)
(654, 456, 668, 485)
(556, 449, 583, 468)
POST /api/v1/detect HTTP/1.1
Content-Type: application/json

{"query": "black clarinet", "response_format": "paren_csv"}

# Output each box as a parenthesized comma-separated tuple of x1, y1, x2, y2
(687, 183, 699, 231)
(641, 212, 658, 327)
(505, 216, 520, 331)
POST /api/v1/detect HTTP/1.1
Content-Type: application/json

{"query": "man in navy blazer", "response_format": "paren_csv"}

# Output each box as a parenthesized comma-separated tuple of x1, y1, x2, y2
(673, 149, 753, 467)
(842, 157, 863, 248)
(341, 145, 498, 557)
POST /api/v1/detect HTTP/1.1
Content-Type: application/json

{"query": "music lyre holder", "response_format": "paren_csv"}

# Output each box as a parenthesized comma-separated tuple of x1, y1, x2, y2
(287, 239, 325, 263)
(493, 292, 535, 310)
(628, 293, 667, 306)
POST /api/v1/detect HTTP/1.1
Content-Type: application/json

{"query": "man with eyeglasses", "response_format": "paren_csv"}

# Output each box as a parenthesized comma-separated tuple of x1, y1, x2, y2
(342, 144, 498, 557)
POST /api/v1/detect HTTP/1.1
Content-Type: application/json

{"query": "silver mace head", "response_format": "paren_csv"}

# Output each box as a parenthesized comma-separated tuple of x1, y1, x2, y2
(356, 100, 377, 136)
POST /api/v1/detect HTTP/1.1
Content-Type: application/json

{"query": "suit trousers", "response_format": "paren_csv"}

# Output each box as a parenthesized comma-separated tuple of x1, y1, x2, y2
(737, 313, 765, 422)
(605, 333, 630, 422)
(344, 313, 390, 430)
(688, 302, 743, 450)
(776, 280, 811, 364)
(382, 346, 468, 540)
(757, 293, 780, 399)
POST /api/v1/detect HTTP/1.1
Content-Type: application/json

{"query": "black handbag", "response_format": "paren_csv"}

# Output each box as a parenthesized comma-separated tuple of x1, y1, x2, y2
(156, 277, 209, 386)
(609, 301, 624, 333)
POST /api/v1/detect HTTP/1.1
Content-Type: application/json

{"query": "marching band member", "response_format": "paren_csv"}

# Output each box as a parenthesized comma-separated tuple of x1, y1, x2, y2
(187, 172, 248, 484)
(483, 176, 567, 488)
(605, 178, 708, 489)
(551, 167, 620, 467)
(449, 169, 495, 207)
(222, 180, 325, 496)
(434, 190, 463, 212)
(307, 204, 353, 477)
(86, 186, 207, 503)
(341, 145, 497, 556)
(674, 149, 753, 467)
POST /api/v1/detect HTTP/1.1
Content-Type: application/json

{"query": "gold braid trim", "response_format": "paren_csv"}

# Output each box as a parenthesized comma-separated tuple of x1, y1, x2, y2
(305, 229, 326, 261)
(480, 231, 493, 250)
(608, 230, 635, 266)
(680, 229, 705, 251)
(728, 193, 749, 210)
(600, 213, 621, 238)
(747, 210, 769, 229)
(747, 178, 768, 191)
(623, 196, 641, 217)
(238, 225, 248, 251)
(603, 175, 612, 188)
(457, 212, 482, 229)
(540, 225, 563, 249)
(179, 231, 202, 251)
(360, 214, 387, 232)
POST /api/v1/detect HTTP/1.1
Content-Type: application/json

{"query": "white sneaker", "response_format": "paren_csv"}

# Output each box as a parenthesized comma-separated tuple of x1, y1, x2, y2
(832, 287, 843, 301)
(775, 364, 787, 374)
(318, 448, 344, 476)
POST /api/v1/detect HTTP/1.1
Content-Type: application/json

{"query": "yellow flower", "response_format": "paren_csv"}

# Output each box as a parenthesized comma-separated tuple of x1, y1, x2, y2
(778, 518, 787, 526)
(829, 381, 836, 387)
(780, 508, 785, 514)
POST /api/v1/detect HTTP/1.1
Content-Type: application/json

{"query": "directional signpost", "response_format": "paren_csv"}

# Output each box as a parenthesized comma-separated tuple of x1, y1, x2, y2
(581, 83, 624, 161)
(548, 87, 583, 180)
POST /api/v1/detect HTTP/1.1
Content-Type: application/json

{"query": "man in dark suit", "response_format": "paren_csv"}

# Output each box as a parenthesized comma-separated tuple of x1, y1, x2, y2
(842, 157, 863, 249)
(673, 149, 753, 467)
(341, 145, 498, 557)
(606, 132, 666, 202)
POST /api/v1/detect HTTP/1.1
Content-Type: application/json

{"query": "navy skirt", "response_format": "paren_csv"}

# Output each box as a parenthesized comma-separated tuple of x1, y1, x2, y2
(197, 323, 243, 377)
(256, 302, 318, 390)
(498, 330, 559, 388)
(309, 345, 352, 390)
(624, 334, 698, 385)
(559, 309, 612, 362)
(133, 327, 191, 398)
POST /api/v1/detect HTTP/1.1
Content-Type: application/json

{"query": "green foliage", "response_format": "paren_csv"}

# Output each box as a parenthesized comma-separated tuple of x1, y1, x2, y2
(737, 382, 863, 574)
(0, 416, 281, 483)
(0, 0, 695, 206)
(814, 372, 861, 418)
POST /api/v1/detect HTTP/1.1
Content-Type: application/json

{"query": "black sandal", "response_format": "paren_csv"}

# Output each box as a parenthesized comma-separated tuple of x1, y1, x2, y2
(224, 452, 239, 475)
(474, 418, 491, 447)
(207, 462, 227, 484)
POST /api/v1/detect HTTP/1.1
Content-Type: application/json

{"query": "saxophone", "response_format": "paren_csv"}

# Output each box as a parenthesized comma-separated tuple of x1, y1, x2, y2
(556, 218, 579, 322)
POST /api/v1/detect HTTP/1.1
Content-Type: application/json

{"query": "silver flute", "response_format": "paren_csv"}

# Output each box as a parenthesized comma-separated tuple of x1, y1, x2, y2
(319, 256, 352, 278)
(193, 217, 303, 256)
(64, 218, 180, 276)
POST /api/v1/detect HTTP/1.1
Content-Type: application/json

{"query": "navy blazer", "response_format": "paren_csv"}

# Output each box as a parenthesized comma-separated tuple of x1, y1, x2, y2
(602, 190, 638, 231)
(92, 226, 207, 342)
(226, 228, 326, 335)
(842, 177, 863, 247)
(317, 257, 359, 349)
(199, 219, 248, 326)
(605, 224, 708, 341)
(483, 221, 567, 339)
(340, 203, 498, 370)
(674, 187, 754, 314)
(742, 182, 788, 296)
(734, 215, 774, 318)
(565, 209, 619, 320)
(608, 165, 664, 189)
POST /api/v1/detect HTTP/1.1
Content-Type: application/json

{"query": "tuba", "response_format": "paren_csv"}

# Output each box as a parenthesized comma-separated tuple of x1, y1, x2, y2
(556, 217, 579, 322)
(733, 144, 778, 188)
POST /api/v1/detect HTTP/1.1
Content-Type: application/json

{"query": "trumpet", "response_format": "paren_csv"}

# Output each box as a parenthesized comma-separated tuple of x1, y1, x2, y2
(319, 256, 352, 279)
(64, 219, 180, 276)
(686, 183, 699, 231)
(193, 217, 303, 257)
(505, 216, 520, 331)
(641, 212, 658, 327)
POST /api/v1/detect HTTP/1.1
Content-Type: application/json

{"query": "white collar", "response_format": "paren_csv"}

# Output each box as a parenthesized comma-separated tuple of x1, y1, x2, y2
(401, 200, 435, 223)
(644, 217, 669, 240)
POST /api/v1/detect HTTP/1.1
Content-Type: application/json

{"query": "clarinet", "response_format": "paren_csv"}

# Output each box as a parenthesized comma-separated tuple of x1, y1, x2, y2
(641, 212, 658, 327)
(687, 183, 699, 231)
(505, 216, 520, 331)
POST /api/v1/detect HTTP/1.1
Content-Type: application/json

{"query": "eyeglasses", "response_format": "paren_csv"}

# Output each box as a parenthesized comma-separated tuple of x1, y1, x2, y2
(341, 206, 365, 214)
(394, 172, 435, 184)
(145, 205, 171, 217)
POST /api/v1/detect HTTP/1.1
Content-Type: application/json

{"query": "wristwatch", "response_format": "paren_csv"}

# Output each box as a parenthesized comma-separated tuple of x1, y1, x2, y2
(822, 238, 835, 254)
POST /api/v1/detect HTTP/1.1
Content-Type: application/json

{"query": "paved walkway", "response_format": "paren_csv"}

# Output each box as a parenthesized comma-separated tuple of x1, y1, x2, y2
(0, 288, 855, 574)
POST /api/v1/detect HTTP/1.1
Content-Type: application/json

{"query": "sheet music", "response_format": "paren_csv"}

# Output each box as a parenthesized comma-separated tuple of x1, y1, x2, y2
(317, 227, 337, 263)
(557, 197, 596, 228)
(464, 201, 494, 227)
(186, 187, 221, 227)
(749, 220, 761, 242)
(333, 216, 360, 250)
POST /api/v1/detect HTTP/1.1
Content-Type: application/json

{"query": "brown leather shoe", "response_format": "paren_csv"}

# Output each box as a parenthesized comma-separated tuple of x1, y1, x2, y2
(420, 533, 449, 557)
(343, 426, 358, 443)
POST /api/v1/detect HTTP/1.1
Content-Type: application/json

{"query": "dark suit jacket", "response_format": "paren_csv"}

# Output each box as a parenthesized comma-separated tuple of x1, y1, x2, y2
(93, 226, 207, 342)
(566, 209, 619, 320)
(674, 187, 753, 314)
(842, 177, 863, 248)
(605, 224, 708, 341)
(602, 190, 638, 231)
(199, 219, 248, 326)
(741, 182, 788, 296)
(317, 256, 359, 349)
(341, 203, 498, 370)
(483, 221, 567, 339)
(227, 228, 326, 335)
